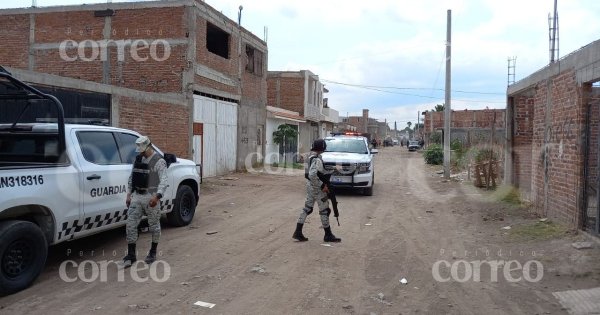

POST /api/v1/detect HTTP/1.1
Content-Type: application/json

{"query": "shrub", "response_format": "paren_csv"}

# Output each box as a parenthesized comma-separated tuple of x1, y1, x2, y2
(424, 144, 443, 165)
(429, 132, 442, 144)
(474, 148, 499, 163)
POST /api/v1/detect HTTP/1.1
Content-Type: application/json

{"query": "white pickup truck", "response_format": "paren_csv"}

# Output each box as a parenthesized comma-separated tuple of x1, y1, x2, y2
(0, 68, 201, 295)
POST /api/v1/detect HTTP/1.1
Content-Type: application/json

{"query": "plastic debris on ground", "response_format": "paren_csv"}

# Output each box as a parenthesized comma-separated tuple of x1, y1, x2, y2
(194, 301, 216, 308)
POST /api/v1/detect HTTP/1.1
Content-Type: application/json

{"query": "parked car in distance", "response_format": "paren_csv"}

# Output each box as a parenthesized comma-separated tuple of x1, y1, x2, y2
(408, 140, 420, 151)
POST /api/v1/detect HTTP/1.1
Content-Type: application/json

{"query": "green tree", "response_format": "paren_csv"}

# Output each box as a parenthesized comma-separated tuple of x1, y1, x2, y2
(434, 104, 445, 112)
(407, 121, 412, 129)
(272, 124, 298, 167)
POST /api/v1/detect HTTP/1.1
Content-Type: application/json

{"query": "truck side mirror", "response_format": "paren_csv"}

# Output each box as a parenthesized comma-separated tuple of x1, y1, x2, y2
(164, 153, 177, 167)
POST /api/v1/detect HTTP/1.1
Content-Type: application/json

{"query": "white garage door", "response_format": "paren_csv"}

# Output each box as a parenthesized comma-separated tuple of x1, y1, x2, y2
(193, 95, 238, 178)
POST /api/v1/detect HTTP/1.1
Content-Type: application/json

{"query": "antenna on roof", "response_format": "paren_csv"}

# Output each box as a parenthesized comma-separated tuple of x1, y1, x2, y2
(548, 0, 559, 63)
(264, 26, 268, 43)
(507, 56, 516, 86)
(32, 0, 37, 7)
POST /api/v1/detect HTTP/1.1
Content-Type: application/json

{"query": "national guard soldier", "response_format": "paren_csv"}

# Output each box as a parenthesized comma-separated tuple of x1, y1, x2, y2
(122, 136, 168, 267)
(293, 139, 341, 242)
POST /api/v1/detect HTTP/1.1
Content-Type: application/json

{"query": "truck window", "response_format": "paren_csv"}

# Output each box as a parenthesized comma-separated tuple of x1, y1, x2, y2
(116, 132, 139, 164)
(0, 133, 61, 164)
(77, 131, 121, 165)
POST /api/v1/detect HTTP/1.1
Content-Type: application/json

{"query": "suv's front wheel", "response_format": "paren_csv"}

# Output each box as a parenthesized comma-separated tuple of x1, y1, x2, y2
(167, 185, 197, 226)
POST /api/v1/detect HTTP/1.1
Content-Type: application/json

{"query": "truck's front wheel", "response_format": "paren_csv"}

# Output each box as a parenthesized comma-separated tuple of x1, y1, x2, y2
(167, 185, 197, 227)
(0, 220, 47, 296)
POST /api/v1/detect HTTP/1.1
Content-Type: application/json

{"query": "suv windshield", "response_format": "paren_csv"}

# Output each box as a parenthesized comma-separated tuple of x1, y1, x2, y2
(325, 138, 368, 154)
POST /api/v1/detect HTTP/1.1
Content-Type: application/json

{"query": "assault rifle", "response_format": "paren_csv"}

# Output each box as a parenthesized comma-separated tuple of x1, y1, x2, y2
(328, 186, 340, 226)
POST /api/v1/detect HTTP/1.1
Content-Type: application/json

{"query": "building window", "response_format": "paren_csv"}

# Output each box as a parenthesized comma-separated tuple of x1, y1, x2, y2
(206, 22, 230, 59)
(245, 44, 264, 76)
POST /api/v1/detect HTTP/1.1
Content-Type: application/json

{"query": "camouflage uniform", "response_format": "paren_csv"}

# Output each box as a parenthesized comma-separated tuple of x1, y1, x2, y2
(293, 139, 341, 242)
(297, 153, 334, 228)
(126, 151, 168, 244)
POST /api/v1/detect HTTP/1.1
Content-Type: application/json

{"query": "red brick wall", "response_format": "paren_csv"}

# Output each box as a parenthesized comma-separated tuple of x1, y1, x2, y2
(266, 76, 305, 115)
(117, 95, 190, 158)
(266, 77, 277, 107)
(108, 44, 186, 93)
(0, 14, 30, 69)
(242, 68, 266, 104)
(195, 18, 237, 77)
(585, 86, 600, 229)
(523, 69, 584, 227)
(1, 7, 187, 93)
(35, 11, 104, 43)
(512, 95, 535, 196)
(424, 109, 505, 130)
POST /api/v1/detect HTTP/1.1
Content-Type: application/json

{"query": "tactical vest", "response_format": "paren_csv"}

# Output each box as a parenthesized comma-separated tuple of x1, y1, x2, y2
(131, 153, 161, 193)
(304, 155, 319, 179)
(304, 155, 331, 184)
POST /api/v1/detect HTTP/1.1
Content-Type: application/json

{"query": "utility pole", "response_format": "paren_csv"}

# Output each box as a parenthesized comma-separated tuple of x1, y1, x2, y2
(443, 9, 452, 179)
(416, 111, 419, 138)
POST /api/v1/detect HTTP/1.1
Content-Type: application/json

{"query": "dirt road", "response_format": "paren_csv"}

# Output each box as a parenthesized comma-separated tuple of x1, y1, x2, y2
(1, 146, 599, 314)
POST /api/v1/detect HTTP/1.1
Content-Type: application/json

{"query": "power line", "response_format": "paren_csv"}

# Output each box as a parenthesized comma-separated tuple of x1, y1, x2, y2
(322, 79, 504, 95)
(322, 79, 506, 104)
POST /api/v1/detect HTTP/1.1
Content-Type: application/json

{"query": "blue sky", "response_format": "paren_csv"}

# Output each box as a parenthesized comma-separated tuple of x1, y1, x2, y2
(3, 0, 600, 129)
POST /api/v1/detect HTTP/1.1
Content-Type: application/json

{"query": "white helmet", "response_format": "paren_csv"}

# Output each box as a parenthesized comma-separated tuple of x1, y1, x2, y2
(135, 136, 151, 153)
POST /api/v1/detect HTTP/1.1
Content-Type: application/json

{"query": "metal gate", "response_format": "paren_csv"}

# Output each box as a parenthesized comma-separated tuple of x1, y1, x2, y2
(193, 95, 238, 178)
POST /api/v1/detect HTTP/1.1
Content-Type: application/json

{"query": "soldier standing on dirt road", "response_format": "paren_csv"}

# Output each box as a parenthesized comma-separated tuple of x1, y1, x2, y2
(122, 136, 168, 267)
(293, 139, 342, 243)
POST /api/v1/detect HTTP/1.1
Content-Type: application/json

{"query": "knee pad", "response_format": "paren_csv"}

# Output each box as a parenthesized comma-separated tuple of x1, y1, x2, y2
(304, 207, 314, 215)
(319, 208, 331, 216)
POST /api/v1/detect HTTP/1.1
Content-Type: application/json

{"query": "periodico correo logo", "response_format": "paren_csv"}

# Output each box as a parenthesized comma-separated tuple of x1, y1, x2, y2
(59, 259, 171, 283)
(59, 39, 171, 62)
(432, 259, 544, 283)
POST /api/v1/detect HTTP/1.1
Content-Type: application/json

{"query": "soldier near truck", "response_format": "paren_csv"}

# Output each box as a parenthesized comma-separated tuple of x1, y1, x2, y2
(122, 136, 169, 267)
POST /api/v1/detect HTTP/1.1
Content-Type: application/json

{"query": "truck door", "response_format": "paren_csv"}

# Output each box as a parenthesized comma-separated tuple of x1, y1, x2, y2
(74, 129, 131, 237)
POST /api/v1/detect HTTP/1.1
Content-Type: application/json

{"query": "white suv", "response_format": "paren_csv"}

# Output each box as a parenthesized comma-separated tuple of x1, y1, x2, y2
(322, 135, 377, 195)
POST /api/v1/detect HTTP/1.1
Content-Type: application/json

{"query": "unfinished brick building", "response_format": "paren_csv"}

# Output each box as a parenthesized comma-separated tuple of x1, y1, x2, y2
(422, 109, 506, 147)
(506, 39, 600, 234)
(0, 0, 268, 177)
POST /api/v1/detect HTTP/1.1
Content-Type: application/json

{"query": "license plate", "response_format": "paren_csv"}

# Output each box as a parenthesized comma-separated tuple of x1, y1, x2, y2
(331, 176, 346, 183)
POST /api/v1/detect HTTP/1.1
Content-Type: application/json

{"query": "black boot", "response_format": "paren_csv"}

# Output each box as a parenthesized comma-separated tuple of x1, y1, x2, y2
(122, 243, 137, 267)
(145, 242, 158, 264)
(292, 223, 308, 242)
(323, 227, 341, 242)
